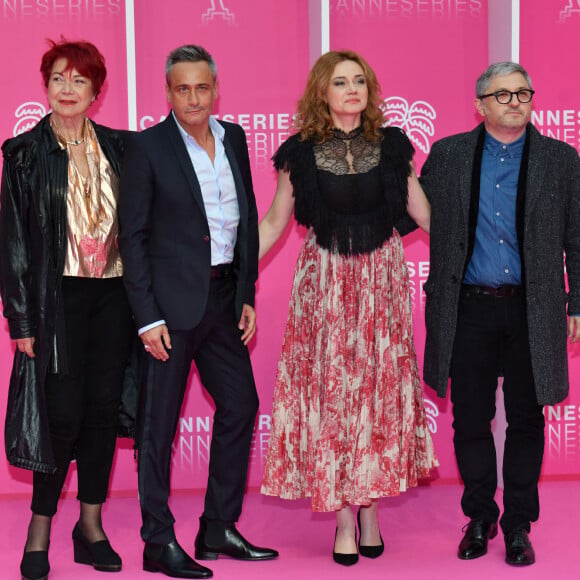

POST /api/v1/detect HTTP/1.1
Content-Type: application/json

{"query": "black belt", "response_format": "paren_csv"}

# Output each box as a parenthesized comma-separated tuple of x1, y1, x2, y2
(210, 263, 233, 280)
(460, 284, 522, 298)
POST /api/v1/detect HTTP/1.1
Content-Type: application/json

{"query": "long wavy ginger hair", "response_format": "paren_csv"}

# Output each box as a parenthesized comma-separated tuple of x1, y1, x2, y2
(295, 50, 384, 144)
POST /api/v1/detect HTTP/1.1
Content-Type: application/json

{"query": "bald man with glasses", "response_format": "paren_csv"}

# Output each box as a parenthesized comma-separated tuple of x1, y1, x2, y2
(420, 62, 580, 567)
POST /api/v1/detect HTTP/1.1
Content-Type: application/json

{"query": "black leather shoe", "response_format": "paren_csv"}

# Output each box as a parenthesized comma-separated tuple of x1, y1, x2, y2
(357, 507, 384, 558)
(194, 518, 278, 561)
(72, 522, 121, 571)
(505, 528, 535, 566)
(332, 527, 359, 566)
(457, 519, 498, 560)
(20, 550, 49, 580)
(143, 540, 212, 578)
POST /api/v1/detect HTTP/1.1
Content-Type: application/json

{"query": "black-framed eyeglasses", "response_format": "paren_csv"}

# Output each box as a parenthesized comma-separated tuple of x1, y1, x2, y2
(478, 89, 535, 104)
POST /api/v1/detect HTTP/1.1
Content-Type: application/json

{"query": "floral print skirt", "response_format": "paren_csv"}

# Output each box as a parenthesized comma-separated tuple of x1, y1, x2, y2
(261, 228, 438, 512)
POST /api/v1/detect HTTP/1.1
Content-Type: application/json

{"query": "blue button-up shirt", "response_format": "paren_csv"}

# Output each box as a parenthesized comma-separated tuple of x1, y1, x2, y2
(463, 131, 525, 287)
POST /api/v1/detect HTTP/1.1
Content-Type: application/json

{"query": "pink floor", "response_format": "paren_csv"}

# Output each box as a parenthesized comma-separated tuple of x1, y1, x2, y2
(1, 481, 578, 579)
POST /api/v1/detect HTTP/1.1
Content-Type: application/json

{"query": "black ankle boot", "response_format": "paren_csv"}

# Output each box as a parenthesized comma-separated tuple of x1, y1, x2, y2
(72, 522, 122, 572)
(20, 549, 49, 580)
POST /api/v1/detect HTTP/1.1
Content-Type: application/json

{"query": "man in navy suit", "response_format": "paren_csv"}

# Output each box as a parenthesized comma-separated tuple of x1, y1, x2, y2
(119, 45, 278, 579)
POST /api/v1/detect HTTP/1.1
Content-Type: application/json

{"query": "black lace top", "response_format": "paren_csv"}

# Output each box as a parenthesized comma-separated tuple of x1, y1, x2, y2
(273, 126, 415, 255)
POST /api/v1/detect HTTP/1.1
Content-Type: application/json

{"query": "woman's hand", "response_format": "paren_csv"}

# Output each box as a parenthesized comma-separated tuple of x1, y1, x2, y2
(14, 337, 35, 358)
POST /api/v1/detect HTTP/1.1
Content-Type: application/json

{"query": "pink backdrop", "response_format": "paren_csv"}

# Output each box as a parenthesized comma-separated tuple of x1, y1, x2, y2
(0, 0, 578, 499)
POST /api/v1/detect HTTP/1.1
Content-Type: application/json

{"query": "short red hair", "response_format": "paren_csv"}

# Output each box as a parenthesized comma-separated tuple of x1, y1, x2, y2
(40, 39, 107, 97)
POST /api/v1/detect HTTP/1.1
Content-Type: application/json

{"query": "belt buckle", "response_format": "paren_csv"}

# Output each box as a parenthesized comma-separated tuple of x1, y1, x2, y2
(495, 286, 507, 297)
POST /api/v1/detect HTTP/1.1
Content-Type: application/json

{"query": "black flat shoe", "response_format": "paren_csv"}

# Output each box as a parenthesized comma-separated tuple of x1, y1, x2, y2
(505, 528, 535, 566)
(357, 507, 384, 558)
(194, 518, 278, 561)
(457, 519, 498, 560)
(72, 522, 121, 572)
(20, 550, 49, 580)
(332, 527, 359, 566)
(143, 539, 213, 578)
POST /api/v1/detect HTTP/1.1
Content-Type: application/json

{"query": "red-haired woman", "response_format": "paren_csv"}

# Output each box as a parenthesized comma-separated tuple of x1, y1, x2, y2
(260, 51, 438, 565)
(0, 39, 134, 579)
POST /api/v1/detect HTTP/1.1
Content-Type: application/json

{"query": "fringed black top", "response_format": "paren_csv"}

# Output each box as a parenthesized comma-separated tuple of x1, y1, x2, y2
(273, 126, 415, 255)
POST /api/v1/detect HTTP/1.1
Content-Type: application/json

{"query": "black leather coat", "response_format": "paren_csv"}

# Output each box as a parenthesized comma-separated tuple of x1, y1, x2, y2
(0, 116, 126, 473)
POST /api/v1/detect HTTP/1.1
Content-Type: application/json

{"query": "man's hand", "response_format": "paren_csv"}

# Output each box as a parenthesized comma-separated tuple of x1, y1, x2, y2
(568, 315, 580, 343)
(239, 304, 256, 345)
(141, 324, 171, 361)
(14, 337, 35, 358)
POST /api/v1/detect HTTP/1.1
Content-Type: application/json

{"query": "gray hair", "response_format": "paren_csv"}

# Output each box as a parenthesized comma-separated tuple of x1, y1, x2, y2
(476, 61, 533, 97)
(165, 45, 217, 83)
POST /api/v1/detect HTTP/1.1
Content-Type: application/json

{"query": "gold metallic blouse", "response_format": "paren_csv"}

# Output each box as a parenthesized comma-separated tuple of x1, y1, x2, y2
(55, 121, 123, 278)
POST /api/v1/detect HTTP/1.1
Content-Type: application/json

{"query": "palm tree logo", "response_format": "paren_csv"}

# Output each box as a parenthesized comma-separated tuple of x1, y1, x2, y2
(381, 97, 437, 154)
(202, 0, 235, 24)
(424, 399, 440, 434)
(13, 102, 47, 136)
(559, 1, 580, 22)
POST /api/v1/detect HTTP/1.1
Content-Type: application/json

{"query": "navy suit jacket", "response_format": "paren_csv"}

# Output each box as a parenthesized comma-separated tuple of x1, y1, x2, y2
(118, 114, 259, 331)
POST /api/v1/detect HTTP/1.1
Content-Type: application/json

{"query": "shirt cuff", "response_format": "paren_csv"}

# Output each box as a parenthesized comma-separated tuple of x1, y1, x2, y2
(138, 320, 166, 335)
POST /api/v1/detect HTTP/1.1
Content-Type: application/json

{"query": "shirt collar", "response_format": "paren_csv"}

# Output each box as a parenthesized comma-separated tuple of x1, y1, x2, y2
(172, 111, 225, 145)
(483, 130, 526, 159)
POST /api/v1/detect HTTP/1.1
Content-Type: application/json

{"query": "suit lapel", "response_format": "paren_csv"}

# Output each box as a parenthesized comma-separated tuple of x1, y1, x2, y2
(222, 130, 248, 228)
(164, 114, 208, 220)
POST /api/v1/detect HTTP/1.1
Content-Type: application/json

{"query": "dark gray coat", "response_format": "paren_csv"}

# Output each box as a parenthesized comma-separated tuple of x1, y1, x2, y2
(420, 123, 580, 405)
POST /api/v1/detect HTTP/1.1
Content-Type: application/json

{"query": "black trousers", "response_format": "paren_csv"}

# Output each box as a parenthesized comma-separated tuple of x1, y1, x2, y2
(449, 291, 545, 534)
(138, 276, 259, 544)
(32, 277, 134, 516)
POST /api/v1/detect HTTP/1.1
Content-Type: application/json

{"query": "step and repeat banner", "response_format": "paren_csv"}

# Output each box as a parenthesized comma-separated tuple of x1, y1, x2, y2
(0, 0, 578, 498)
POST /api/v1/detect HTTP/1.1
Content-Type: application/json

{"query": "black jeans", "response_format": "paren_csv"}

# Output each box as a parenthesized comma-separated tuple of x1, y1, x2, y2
(450, 291, 545, 534)
(31, 277, 134, 516)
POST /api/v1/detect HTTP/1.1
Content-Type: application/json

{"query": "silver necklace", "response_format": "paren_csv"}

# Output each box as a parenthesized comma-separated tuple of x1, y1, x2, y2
(51, 116, 86, 146)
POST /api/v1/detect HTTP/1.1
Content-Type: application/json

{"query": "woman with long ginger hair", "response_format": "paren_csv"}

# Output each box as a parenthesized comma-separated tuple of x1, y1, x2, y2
(260, 50, 438, 565)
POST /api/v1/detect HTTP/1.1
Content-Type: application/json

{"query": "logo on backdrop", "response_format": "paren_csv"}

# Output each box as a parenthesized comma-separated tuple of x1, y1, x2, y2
(139, 112, 292, 168)
(13, 102, 46, 137)
(559, 1, 580, 22)
(174, 414, 271, 471)
(217, 112, 292, 169)
(332, 0, 483, 19)
(545, 404, 580, 461)
(382, 97, 437, 154)
(1, 0, 121, 19)
(202, 0, 235, 24)
(406, 259, 429, 314)
(424, 399, 439, 434)
(531, 109, 580, 154)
